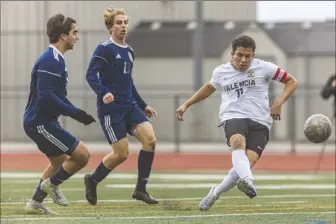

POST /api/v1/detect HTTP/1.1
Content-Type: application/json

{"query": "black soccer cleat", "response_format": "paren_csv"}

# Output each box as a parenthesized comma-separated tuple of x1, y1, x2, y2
(84, 174, 97, 205)
(132, 190, 159, 205)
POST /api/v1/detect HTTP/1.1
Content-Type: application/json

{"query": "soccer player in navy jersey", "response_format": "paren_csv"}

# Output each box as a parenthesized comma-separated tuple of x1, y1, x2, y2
(84, 7, 159, 205)
(23, 14, 96, 214)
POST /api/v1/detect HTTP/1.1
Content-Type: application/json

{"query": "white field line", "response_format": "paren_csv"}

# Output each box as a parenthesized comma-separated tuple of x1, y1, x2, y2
(1, 211, 335, 222)
(1, 194, 334, 205)
(105, 183, 336, 189)
(0, 172, 332, 180)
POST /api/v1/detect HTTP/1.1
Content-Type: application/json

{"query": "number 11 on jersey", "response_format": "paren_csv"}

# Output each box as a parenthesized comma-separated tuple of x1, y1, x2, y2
(236, 88, 244, 98)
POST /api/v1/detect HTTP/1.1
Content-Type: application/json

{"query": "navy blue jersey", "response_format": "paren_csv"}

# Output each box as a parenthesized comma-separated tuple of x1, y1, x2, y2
(86, 38, 147, 118)
(24, 45, 77, 126)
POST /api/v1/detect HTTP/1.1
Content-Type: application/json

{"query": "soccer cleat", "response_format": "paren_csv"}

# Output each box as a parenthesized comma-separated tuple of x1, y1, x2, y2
(40, 178, 68, 206)
(237, 179, 257, 199)
(199, 186, 220, 211)
(25, 199, 57, 215)
(84, 174, 97, 205)
(132, 190, 159, 205)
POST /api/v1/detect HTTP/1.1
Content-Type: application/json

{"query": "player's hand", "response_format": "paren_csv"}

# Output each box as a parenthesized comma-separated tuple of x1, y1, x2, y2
(73, 109, 96, 125)
(331, 79, 336, 88)
(270, 100, 283, 120)
(144, 106, 157, 118)
(176, 104, 188, 121)
(103, 93, 114, 104)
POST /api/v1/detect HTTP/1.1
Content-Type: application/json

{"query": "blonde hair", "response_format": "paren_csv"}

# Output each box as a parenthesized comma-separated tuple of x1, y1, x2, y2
(103, 7, 127, 34)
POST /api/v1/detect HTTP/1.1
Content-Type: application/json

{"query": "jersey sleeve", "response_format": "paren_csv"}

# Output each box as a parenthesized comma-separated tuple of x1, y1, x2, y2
(37, 59, 77, 116)
(262, 61, 288, 83)
(209, 67, 221, 90)
(131, 79, 147, 111)
(86, 45, 110, 97)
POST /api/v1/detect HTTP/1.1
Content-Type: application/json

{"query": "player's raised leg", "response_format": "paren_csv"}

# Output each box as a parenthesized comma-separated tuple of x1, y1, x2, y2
(132, 121, 159, 204)
(222, 119, 256, 198)
(237, 120, 268, 198)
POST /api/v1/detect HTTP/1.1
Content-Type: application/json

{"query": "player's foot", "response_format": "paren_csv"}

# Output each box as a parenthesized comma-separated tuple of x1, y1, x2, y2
(84, 174, 97, 205)
(199, 186, 220, 211)
(132, 190, 159, 205)
(40, 178, 68, 206)
(25, 199, 57, 215)
(237, 179, 257, 199)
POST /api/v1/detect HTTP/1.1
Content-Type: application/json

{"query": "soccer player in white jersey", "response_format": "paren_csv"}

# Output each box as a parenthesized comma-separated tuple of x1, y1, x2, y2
(176, 35, 298, 211)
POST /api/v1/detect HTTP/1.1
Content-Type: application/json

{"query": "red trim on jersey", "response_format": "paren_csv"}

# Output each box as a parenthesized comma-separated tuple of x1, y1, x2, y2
(280, 72, 288, 83)
(272, 67, 281, 80)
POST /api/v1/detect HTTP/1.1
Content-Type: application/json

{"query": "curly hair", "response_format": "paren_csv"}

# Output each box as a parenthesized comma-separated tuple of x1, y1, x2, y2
(103, 7, 128, 34)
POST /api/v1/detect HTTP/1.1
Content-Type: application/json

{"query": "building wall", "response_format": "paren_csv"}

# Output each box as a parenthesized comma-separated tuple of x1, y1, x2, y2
(1, 1, 257, 87)
(1, 1, 256, 31)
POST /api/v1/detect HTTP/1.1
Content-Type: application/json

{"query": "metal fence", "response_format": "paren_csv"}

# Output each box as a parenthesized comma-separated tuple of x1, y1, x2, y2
(1, 87, 335, 146)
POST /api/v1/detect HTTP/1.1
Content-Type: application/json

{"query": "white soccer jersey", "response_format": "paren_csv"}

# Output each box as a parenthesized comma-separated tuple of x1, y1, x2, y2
(210, 58, 288, 130)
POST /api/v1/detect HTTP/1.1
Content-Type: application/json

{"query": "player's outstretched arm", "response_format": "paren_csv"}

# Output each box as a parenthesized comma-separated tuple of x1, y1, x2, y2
(37, 73, 96, 125)
(176, 82, 216, 121)
(270, 73, 298, 120)
(63, 98, 96, 125)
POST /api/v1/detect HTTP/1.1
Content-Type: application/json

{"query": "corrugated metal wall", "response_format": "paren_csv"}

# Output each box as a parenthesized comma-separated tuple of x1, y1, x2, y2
(1, 1, 256, 31)
(1, 1, 257, 89)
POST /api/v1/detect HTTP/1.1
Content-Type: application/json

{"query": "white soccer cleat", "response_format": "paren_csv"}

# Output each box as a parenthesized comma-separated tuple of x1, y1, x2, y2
(237, 179, 257, 199)
(40, 178, 69, 206)
(199, 186, 220, 211)
(25, 199, 57, 215)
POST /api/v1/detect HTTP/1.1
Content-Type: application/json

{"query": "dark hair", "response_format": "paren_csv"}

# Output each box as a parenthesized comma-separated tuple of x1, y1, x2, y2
(232, 35, 256, 53)
(47, 14, 76, 43)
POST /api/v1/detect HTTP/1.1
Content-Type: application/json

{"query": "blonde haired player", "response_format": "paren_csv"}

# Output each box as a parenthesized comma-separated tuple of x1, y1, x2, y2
(176, 35, 298, 211)
(84, 7, 159, 205)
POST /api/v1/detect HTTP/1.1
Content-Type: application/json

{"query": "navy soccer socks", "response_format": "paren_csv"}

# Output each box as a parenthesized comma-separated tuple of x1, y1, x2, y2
(135, 150, 154, 192)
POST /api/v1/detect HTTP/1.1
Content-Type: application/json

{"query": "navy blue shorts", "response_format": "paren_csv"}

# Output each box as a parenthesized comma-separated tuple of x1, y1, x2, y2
(24, 121, 79, 157)
(99, 105, 149, 144)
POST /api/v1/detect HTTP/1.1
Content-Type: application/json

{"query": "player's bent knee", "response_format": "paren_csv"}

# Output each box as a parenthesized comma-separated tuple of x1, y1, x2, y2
(116, 149, 129, 162)
(111, 138, 129, 162)
(229, 134, 246, 149)
(71, 141, 91, 167)
(143, 136, 156, 151)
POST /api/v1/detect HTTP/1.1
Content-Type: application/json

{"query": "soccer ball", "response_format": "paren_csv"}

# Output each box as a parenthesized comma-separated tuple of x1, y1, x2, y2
(304, 114, 333, 143)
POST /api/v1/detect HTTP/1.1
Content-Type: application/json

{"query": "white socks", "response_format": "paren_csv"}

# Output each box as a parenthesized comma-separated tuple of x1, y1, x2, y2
(214, 168, 239, 196)
(232, 149, 254, 185)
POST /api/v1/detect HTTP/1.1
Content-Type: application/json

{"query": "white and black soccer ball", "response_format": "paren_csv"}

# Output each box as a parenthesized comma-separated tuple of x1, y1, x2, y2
(304, 114, 333, 143)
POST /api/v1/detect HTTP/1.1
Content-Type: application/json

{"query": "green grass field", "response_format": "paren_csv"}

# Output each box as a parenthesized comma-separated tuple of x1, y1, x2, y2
(1, 171, 335, 224)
